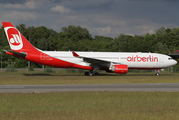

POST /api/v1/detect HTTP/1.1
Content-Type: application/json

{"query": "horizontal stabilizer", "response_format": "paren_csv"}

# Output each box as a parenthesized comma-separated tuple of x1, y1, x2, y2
(4, 50, 27, 58)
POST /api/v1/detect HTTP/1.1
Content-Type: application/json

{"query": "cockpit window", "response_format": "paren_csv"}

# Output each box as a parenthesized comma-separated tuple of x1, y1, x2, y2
(168, 58, 173, 60)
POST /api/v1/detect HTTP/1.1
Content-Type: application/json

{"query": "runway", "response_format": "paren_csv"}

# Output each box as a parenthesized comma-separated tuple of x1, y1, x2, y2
(0, 83, 179, 93)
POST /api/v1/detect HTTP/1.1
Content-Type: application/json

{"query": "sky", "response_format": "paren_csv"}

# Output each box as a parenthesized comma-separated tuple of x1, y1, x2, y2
(0, 0, 178, 38)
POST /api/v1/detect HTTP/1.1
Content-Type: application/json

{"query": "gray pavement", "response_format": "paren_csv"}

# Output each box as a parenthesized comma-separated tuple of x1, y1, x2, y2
(0, 83, 179, 93)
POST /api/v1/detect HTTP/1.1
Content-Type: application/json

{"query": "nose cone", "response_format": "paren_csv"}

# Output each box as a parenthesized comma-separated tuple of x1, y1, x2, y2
(173, 60, 177, 66)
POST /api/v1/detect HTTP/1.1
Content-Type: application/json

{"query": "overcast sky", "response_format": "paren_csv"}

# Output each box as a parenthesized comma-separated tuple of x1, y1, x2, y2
(0, 0, 178, 37)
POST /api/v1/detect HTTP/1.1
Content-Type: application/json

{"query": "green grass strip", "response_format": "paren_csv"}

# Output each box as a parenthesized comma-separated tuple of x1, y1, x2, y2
(0, 92, 179, 120)
(0, 72, 179, 85)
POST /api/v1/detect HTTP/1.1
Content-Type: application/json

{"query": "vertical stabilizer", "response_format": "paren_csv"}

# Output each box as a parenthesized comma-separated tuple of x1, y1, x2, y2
(2, 22, 37, 52)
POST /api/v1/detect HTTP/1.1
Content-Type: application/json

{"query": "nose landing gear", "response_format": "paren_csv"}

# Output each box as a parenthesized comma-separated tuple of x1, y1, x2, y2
(155, 69, 160, 76)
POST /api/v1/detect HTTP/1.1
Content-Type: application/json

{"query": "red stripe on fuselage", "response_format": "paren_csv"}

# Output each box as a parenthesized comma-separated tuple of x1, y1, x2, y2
(24, 50, 93, 69)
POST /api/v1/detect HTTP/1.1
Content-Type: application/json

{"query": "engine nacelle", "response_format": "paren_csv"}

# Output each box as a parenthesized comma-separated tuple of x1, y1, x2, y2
(110, 64, 128, 74)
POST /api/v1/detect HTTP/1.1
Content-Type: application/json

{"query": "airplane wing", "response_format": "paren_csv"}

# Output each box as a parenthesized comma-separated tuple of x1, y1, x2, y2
(72, 51, 120, 67)
(4, 50, 27, 58)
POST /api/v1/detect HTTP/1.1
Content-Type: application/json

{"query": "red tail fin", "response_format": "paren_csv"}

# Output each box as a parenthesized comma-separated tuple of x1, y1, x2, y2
(2, 22, 37, 52)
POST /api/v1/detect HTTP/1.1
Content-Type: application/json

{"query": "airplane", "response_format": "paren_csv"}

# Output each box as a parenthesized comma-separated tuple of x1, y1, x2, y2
(2, 22, 177, 76)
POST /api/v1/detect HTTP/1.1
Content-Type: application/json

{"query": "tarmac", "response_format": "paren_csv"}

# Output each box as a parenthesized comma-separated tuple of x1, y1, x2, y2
(0, 83, 179, 93)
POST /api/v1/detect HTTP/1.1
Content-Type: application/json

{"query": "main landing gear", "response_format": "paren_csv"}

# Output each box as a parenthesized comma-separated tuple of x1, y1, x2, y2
(85, 66, 99, 76)
(84, 71, 99, 76)
(155, 69, 160, 76)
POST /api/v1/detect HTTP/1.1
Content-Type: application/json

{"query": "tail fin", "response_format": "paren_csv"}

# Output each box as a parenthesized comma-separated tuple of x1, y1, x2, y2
(2, 22, 37, 52)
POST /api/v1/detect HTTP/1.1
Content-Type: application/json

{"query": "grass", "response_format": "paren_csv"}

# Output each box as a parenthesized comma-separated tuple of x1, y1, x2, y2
(0, 71, 179, 85)
(0, 92, 179, 120)
(1, 71, 179, 120)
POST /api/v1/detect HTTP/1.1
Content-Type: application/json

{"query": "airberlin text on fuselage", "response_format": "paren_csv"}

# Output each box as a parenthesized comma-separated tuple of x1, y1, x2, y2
(127, 55, 158, 62)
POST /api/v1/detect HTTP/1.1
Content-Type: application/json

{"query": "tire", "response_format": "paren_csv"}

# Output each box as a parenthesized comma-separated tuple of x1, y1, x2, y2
(89, 72, 93, 76)
(156, 73, 160, 76)
(84, 72, 89, 76)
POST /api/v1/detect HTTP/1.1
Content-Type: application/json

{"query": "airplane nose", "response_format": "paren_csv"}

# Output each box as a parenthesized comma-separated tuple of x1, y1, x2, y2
(173, 60, 177, 65)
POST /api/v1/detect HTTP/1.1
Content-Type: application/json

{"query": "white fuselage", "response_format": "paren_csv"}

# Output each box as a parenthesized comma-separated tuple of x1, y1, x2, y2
(43, 51, 177, 69)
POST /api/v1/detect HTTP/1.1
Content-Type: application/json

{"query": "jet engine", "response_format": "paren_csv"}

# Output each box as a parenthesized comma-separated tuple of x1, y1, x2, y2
(110, 64, 128, 74)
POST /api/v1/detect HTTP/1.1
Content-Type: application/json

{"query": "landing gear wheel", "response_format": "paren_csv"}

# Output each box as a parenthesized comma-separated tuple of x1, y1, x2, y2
(155, 69, 160, 76)
(94, 72, 99, 76)
(89, 72, 93, 76)
(84, 72, 93, 76)
(84, 72, 89, 76)
(84, 72, 99, 76)
(156, 73, 160, 76)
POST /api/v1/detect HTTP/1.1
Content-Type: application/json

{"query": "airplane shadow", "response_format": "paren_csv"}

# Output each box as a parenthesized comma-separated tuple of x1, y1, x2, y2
(23, 73, 176, 77)
(23, 73, 52, 76)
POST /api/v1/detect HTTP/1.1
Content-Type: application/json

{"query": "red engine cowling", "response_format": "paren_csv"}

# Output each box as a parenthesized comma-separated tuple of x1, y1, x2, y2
(111, 64, 128, 74)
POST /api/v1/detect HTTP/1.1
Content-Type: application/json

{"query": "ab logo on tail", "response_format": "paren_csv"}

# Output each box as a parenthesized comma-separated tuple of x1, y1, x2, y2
(5, 27, 23, 50)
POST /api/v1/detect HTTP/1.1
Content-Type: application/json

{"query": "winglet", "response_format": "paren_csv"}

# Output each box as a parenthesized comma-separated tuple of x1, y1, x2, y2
(72, 51, 80, 57)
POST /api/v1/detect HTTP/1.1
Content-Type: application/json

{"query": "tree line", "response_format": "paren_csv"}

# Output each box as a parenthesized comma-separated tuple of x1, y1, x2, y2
(0, 24, 179, 68)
